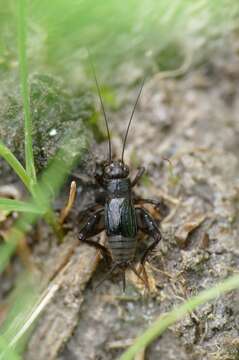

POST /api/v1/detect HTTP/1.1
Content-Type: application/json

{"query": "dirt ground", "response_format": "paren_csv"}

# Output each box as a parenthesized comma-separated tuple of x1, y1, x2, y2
(1, 36, 239, 360)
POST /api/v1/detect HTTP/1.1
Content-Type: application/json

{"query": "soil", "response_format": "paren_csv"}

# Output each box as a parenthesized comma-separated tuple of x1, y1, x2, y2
(1, 36, 239, 360)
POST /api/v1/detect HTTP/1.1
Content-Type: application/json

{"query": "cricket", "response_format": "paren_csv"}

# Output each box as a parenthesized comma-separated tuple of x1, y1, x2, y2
(70, 63, 163, 291)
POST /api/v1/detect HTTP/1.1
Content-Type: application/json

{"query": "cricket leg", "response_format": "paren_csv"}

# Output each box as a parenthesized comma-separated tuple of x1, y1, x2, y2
(79, 209, 112, 266)
(134, 197, 162, 208)
(136, 207, 162, 265)
(131, 167, 145, 187)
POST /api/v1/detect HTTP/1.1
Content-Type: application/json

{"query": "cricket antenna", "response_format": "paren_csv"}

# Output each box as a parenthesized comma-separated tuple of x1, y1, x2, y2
(121, 77, 146, 163)
(87, 50, 112, 161)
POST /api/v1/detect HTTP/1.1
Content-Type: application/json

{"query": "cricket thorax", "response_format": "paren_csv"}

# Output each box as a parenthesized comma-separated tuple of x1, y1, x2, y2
(105, 178, 131, 197)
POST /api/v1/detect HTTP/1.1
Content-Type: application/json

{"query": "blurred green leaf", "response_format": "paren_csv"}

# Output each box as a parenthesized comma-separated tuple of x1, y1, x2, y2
(0, 336, 21, 360)
(0, 198, 43, 214)
(1, 0, 238, 82)
(0, 272, 41, 355)
(0, 142, 31, 191)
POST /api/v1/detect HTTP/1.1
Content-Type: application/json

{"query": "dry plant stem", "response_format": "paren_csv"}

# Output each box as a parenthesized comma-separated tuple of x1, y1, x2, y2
(152, 48, 192, 82)
(26, 232, 103, 360)
(59, 181, 77, 224)
(108, 339, 133, 349)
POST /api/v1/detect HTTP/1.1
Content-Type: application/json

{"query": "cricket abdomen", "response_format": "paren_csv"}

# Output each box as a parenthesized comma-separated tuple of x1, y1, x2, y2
(108, 235, 136, 262)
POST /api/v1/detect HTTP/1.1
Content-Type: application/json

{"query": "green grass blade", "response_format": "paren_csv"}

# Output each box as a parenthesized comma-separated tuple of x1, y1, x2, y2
(17, 0, 36, 184)
(119, 274, 239, 360)
(0, 272, 41, 355)
(0, 198, 44, 214)
(0, 142, 31, 191)
(0, 213, 36, 273)
(0, 242, 19, 274)
(0, 336, 21, 360)
(0, 145, 81, 271)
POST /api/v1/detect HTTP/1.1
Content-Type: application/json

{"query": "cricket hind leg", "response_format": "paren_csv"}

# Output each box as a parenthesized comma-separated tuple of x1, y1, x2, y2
(136, 207, 162, 265)
(134, 197, 169, 219)
(79, 209, 112, 267)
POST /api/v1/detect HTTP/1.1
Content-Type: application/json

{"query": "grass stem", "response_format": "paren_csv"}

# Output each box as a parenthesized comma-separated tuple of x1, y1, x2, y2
(17, 0, 36, 184)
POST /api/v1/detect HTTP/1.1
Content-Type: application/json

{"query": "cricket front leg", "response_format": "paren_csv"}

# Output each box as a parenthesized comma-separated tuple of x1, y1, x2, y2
(131, 167, 145, 187)
(79, 208, 112, 266)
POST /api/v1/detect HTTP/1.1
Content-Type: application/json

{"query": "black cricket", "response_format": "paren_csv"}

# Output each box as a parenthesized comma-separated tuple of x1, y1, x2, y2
(78, 65, 162, 291)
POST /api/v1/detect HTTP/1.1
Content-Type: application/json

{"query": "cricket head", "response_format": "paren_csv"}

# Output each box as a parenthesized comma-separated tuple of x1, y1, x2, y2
(103, 160, 129, 179)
